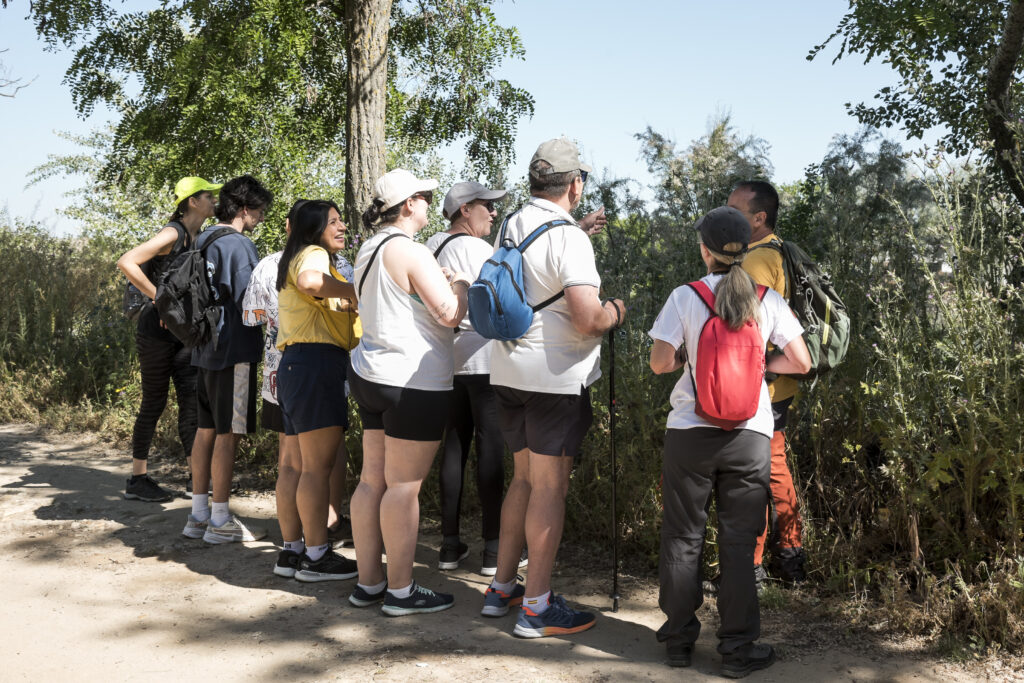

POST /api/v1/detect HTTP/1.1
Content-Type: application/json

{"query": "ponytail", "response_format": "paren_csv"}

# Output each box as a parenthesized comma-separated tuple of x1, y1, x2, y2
(706, 243, 761, 330)
(167, 196, 190, 224)
(361, 198, 403, 231)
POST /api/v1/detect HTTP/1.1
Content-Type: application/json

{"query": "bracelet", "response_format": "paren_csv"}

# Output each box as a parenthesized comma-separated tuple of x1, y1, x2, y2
(602, 297, 622, 329)
(452, 279, 471, 291)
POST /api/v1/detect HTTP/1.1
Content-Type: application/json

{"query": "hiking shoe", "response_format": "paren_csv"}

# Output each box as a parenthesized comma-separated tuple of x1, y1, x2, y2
(124, 475, 172, 502)
(274, 549, 302, 578)
(704, 565, 768, 595)
(721, 643, 776, 679)
(513, 594, 596, 638)
(381, 582, 455, 616)
(772, 547, 807, 584)
(480, 546, 529, 576)
(349, 582, 388, 607)
(181, 514, 208, 539)
(667, 643, 693, 668)
(481, 583, 525, 617)
(438, 541, 469, 570)
(328, 515, 354, 547)
(202, 516, 267, 544)
(295, 549, 358, 582)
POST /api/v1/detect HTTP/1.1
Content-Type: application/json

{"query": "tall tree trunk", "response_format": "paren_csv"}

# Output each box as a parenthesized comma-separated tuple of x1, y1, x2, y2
(345, 0, 393, 235)
(984, 0, 1024, 210)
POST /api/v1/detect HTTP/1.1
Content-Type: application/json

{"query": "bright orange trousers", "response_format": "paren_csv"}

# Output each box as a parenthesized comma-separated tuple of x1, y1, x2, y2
(753, 430, 803, 565)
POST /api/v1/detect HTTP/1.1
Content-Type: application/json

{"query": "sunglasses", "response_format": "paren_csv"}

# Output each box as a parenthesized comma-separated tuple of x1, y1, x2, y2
(579, 170, 589, 183)
(412, 191, 433, 205)
(473, 199, 497, 212)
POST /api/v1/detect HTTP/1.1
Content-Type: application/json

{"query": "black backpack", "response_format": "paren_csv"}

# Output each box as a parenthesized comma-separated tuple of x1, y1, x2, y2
(154, 227, 236, 348)
(751, 237, 851, 379)
(121, 222, 189, 321)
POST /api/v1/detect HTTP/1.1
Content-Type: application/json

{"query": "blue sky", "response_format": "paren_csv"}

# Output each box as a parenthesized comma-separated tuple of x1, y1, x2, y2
(0, 1, 932, 233)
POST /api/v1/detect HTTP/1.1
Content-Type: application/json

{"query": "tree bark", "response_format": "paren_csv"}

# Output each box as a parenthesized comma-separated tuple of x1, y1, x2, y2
(984, 0, 1024, 209)
(345, 0, 393, 235)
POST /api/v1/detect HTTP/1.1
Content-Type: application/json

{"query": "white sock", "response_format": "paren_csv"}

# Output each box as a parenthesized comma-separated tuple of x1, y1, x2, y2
(388, 582, 414, 599)
(191, 494, 210, 522)
(211, 501, 230, 527)
(523, 591, 551, 614)
(358, 579, 387, 594)
(283, 539, 304, 553)
(490, 578, 516, 594)
(306, 543, 329, 562)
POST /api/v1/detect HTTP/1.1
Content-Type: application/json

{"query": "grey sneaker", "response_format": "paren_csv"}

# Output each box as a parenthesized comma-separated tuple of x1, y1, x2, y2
(181, 514, 208, 539)
(202, 516, 267, 544)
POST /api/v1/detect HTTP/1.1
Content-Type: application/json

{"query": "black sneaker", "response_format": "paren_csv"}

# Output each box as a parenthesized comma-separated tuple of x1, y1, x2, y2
(328, 516, 354, 547)
(274, 549, 302, 578)
(295, 549, 358, 582)
(667, 643, 693, 668)
(480, 546, 529, 576)
(124, 475, 172, 502)
(772, 547, 807, 584)
(704, 565, 768, 595)
(381, 582, 455, 616)
(721, 643, 776, 679)
(438, 541, 469, 570)
(349, 582, 388, 607)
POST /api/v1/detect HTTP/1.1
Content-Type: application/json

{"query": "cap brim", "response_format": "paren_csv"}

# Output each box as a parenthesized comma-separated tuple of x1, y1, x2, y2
(418, 179, 440, 193)
(580, 162, 593, 174)
(478, 188, 507, 200)
(207, 183, 223, 194)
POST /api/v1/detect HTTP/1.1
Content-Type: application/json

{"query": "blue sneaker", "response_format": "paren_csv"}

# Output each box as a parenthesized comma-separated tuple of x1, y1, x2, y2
(513, 594, 596, 638)
(481, 582, 525, 617)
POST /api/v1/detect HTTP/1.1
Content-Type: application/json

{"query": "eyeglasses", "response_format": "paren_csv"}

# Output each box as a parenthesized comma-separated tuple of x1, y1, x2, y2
(579, 170, 589, 183)
(412, 192, 433, 205)
(473, 199, 497, 212)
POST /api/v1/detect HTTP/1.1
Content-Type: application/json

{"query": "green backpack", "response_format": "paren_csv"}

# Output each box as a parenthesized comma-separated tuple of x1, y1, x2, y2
(752, 238, 850, 379)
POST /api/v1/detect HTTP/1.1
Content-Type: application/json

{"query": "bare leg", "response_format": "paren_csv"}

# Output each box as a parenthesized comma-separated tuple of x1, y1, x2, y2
(522, 451, 572, 598)
(275, 433, 302, 542)
(495, 448, 531, 584)
(380, 436, 440, 589)
(210, 432, 240, 504)
(190, 427, 216, 496)
(295, 426, 344, 548)
(327, 434, 348, 530)
(352, 429, 386, 585)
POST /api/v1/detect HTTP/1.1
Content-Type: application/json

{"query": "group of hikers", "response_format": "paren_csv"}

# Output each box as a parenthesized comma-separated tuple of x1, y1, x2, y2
(117, 136, 812, 679)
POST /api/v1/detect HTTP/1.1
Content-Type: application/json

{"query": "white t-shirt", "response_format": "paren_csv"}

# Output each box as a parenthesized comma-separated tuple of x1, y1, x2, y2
(424, 230, 493, 375)
(648, 273, 804, 438)
(242, 250, 355, 404)
(488, 197, 602, 395)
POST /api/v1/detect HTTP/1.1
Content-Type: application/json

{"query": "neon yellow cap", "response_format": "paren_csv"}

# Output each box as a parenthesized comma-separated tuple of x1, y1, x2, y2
(173, 176, 222, 205)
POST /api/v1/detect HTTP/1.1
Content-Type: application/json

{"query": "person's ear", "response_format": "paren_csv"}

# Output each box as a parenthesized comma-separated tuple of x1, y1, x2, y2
(461, 203, 471, 219)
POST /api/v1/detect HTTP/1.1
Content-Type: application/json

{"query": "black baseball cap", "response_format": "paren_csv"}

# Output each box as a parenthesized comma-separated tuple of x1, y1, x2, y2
(694, 206, 751, 256)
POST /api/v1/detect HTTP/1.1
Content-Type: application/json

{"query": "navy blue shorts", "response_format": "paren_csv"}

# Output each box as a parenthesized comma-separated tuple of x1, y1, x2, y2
(277, 343, 350, 436)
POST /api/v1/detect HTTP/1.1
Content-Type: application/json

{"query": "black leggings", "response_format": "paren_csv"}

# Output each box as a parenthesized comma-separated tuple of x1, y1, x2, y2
(132, 332, 198, 461)
(440, 374, 505, 541)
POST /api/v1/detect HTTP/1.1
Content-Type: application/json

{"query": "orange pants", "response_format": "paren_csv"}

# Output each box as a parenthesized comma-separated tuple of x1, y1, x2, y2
(753, 430, 802, 566)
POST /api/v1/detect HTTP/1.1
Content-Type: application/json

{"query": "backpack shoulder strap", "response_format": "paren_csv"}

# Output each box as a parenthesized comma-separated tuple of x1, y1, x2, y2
(198, 227, 237, 254)
(432, 232, 469, 259)
(358, 233, 408, 299)
(166, 220, 189, 252)
(685, 281, 716, 314)
(756, 284, 768, 301)
(518, 219, 572, 253)
(748, 236, 783, 254)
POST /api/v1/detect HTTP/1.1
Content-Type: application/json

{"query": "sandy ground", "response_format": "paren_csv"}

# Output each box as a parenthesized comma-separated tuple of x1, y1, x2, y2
(0, 422, 1015, 682)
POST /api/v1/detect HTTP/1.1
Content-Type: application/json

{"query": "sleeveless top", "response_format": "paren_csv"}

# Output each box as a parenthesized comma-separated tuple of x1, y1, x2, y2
(349, 226, 454, 391)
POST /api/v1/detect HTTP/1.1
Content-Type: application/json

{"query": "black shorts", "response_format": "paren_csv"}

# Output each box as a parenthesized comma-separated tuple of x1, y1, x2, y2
(196, 363, 258, 435)
(277, 344, 350, 435)
(493, 385, 593, 459)
(348, 365, 451, 441)
(771, 397, 794, 433)
(261, 399, 285, 433)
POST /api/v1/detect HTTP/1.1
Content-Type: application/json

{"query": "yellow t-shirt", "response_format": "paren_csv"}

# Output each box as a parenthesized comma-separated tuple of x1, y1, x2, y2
(277, 245, 361, 351)
(742, 234, 798, 403)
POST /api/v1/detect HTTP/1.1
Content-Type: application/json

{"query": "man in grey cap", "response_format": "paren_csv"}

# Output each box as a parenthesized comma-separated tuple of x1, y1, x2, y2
(479, 138, 626, 638)
(425, 182, 516, 575)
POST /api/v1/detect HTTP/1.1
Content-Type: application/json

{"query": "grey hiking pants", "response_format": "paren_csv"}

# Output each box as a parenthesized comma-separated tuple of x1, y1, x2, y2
(656, 427, 770, 654)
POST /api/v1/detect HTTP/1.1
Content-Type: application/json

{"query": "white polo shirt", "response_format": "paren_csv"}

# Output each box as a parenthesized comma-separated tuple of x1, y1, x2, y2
(488, 197, 602, 395)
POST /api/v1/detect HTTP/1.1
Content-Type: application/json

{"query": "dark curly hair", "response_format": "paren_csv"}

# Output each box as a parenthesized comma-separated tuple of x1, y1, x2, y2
(215, 175, 274, 222)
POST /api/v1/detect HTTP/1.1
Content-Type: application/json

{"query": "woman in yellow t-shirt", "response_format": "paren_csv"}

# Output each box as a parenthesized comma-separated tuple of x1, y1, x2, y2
(275, 199, 361, 581)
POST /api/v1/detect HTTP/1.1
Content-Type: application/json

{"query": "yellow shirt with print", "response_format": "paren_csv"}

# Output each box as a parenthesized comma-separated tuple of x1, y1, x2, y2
(742, 234, 798, 403)
(277, 245, 361, 351)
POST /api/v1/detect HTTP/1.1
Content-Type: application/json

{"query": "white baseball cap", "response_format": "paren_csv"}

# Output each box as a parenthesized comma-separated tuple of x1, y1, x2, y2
(442, 182, 507, 219)
(373, 169, 439, 211)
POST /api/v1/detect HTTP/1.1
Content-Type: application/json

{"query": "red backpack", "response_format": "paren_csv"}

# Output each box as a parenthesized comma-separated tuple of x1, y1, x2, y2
(686, 280, 768, 430)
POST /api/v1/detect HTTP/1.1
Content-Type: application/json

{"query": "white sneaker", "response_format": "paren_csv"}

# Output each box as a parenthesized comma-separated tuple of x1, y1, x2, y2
(182, 514, 208, 539)
(203, 516, 267, 544)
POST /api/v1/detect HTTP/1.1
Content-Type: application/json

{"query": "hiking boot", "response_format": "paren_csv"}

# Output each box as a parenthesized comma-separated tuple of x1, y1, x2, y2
(181, 514, 208, 539)
(481, 582, 525, 617)
(349, 582, 388, 608)
(274, 549, 302, 578)
(295, 549, 358, 582)
(513, 594, 596, 638)
(772, 547, 807, 585)
(328, 515, 354, 547)
(381, 582, 455, 616)
(667, 643, 693, 668)
(202, 516, 267, 544)
(124, 475, 172, 502)
(703, 564, 767, 595)
(480, 546, 529, 576)
(721, 643, 776, 679)
(438, 541, 469, 570)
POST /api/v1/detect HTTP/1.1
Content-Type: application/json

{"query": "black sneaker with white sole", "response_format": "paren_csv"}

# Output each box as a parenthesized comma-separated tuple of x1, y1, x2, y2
(349, 582, 388, 607)
(328, 516, 354, 548)
(295, 549, 358, 582)
(274, 549, 302, 578)
(438, 542, 469, 570)
(480, 546, 529, 576)
(124, 475, 172, 502)
(381, 582, 454, 616)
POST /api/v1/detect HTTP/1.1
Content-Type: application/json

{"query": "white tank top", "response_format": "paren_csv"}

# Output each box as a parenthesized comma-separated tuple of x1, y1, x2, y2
(349, 226, 455, 391)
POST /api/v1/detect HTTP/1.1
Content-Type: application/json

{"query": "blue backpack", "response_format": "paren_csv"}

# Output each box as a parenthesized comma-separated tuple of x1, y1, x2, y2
(468, 217, 571, 341)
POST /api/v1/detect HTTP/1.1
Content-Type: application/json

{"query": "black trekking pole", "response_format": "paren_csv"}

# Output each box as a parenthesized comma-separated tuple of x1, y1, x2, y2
(609, 318, 620, 612)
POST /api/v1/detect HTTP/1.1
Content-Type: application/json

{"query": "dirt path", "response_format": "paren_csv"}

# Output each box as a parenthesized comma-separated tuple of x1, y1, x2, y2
(0, 423, 1007, 681)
